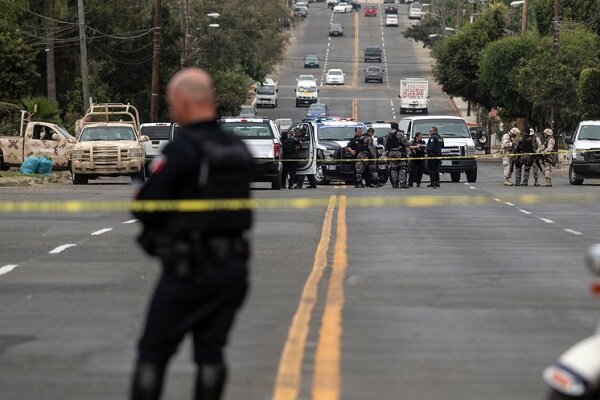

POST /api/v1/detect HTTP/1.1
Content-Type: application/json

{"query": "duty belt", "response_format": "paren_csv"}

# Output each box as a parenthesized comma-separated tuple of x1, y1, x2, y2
(388, 147, 400, 151)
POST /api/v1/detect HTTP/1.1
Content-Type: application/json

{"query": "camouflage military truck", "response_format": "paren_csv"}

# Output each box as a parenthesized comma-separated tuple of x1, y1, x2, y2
(70, 103, 149, 184)
(0, 110, 76, 171)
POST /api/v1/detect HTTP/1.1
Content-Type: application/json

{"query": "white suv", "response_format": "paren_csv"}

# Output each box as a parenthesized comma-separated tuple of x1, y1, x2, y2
(140, 123, 173, 171)
(566, 120, 600, 185)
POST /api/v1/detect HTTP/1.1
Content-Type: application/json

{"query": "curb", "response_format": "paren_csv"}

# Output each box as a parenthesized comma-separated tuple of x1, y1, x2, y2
(449, 96, 464, 118)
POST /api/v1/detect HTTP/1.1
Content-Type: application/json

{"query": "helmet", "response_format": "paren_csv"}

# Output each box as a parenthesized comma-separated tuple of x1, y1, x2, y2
(544, 128, 553, 136)
(529, 129, 536, 136)
(510, 127, 520, 136)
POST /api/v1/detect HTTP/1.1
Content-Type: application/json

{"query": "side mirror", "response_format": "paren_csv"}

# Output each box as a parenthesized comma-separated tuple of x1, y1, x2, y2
(51, 133, 60, 141)
(139, 135, 150, 142)
(276, 89, 279, 93)
(67, 137, 77, 144)
(564, 136, 573, 145)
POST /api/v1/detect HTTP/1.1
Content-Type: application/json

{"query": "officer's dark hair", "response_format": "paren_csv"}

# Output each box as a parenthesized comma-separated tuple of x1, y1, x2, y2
(415, 132, 423, 138)
(430, 127, 438, 133)
(355, 127, 362, 133)
(367, 128, 374, 133)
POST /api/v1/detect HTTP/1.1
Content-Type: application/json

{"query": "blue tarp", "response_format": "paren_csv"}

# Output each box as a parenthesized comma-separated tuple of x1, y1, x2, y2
(19, 156, 53, 176)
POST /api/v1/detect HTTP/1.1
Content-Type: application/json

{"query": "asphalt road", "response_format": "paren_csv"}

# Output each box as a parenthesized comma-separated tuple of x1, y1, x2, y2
(1, 3, 599, 400)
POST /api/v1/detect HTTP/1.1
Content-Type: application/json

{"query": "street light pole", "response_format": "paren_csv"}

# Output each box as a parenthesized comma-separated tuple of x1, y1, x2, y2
(521, 0, 528, 34)
(150, 0, 162, 122)
(77, 0, 90, 113)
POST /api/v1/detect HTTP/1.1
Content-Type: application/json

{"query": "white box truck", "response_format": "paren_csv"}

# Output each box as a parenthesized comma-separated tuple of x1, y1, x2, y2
(399, 78, 429, 114)
(255, 78, 278, 108)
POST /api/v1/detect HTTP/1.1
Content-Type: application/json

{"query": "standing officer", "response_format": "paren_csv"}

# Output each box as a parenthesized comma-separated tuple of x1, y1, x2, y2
(385, 122, 411, 188)
(515, 129, 536, 186)
(346, 127, 366, 188)
(293, 128, 317, 189)
(539, 128, 556, 187)
(408, 132, 426, 187)
(426, 126, 443, 188)
(501, 127, 519, 186)
(530, 129, 543, 186)
(130, 68, 253, 400)
(364, 127, 382, 188)
(281, 129, 300, 189)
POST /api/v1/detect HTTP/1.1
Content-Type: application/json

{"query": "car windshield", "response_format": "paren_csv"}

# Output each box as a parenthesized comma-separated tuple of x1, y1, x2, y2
(306, 55, 318, 61)
(367, 67, 381, 72)
(141, 125, 171, 140)
(330, 24, 341, 29)
(298, 85, 317, 92)
(309, 105, 327, 112)
(80, 126, 137, 142)
(329, 70, 342, 76)
(299, 75, 315, 81)
(53, 125, 73, 138)
(318, 125, 365, 141)
(370, 126, 391, 137)
(366, 48, 380, 53)
(257, 85, 276, 95)
(578, 125, 600, 140)
(412, 119, 470, 138)
(221, 122, 274, 139)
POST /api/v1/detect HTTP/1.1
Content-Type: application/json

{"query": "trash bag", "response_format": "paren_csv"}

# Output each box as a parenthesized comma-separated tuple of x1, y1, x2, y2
(19, 156, 41, 175)
(37, 157, 53, 176)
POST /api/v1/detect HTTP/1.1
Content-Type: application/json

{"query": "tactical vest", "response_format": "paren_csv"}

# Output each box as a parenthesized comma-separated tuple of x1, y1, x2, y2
(386, 132, 400, 149)
(171, 127, 254, 236)
(519, 137, 534, 154)
(356, 135, 368, 152)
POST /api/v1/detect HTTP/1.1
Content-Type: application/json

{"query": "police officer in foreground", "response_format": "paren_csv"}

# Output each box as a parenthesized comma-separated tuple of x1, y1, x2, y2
(408, 132, 426, 187)
(385, 122, 411, 189)
(346, 127, 366, 188)
(131, 68, 253, 400)
(426, 126, 443, 188)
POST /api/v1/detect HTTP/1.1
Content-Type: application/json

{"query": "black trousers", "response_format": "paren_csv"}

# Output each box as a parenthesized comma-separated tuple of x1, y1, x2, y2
(136, 256, 248, 367)
(409, 160, 424, 185)
(281, 161, 297, 188)
(428, 159, 440, 186)
(295, 174, 317, 188)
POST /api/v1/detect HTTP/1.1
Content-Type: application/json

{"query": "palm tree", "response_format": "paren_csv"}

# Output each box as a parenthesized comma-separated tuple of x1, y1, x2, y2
(20, 97, 61, 123)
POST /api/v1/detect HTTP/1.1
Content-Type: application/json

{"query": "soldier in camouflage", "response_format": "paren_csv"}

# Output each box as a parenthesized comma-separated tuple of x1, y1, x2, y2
(539, 128, 556, 187)
(363, 128, 382, 188)
(385, 122, 411, 189)
(501, 127, 519, 186)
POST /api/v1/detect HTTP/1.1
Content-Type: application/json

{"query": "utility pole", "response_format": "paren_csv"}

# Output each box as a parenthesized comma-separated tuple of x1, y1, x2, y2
(551, 0, 560, 135)
(521, 0, 528, 34)
(180, 0, 190, 67)
(77, 0, 90, 113)
(150, 0, 162, 122)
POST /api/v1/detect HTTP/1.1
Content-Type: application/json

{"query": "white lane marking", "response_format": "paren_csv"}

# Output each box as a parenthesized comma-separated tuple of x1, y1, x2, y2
(540, 218, 555, 224)
(49, 244, 77, 254)
(469, 186, 475, 190)
(0, 264, 19, 277)
(519, 209, 532, 215)
(91, 228, 113, 236)
(564, 229, 583, 236)
(493, 198, 501, 202)
(123, 219, 138, 224)
(463, 182, 469, 185)
(505, 202, 514, 206)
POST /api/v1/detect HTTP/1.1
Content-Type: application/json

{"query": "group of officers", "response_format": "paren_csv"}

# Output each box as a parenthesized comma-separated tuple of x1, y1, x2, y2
(501, 127, 557, 187)
(346, 123, 444, 189)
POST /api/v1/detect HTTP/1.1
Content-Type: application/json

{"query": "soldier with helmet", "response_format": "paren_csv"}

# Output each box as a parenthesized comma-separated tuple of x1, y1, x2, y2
(538, 128, 556, 187)
(385, 122, 411, 189)
(501, 127, 519, 186)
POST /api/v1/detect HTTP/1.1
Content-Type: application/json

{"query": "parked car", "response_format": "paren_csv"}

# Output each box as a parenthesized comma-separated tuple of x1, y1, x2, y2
(364, 5, 377, 16)
(293, 6, 308, 17)
(304, 54, 320, 68)
(385, 3, 398, 14)
(333, 2, 353, 13)
(306, 103, 330, 120)
(408, 3, 423, 19)
(140, 122, 172, 172)
(329, 23, 344, 36)
(385, 14, 399, 26)
(364, 66, 384, 83)
(565, 120, 600, 185)
(325, 69, 345, 85)
(364, 47, 383, 62)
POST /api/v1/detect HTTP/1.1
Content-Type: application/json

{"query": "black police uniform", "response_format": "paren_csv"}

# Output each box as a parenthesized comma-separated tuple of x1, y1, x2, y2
(131, 120, 253, 400)
(347, 135, 368, 187)
(409, 138, 426, 187)
(426, 132, 444, 188)
(281, 133, 300, 189)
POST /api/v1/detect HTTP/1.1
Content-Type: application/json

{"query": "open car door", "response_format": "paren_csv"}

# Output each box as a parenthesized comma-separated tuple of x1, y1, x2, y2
(287, 122, 317, 176)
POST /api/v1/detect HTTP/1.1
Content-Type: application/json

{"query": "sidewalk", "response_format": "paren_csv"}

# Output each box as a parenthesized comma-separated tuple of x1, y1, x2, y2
(449, 96, 478, 126)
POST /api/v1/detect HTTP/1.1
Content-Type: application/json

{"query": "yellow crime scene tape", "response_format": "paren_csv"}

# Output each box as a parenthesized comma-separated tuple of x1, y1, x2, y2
(1, 194, 599, 213)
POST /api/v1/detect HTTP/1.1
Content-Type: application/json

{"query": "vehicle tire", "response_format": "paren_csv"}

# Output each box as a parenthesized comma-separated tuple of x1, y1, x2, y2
(569, 164, 584, 185)
(72, 172, 88, 185)
(545, 389, 581, 400)
(466, 167, 477, 183)
(274, 100, 278, 108)
(0, 155, 7, 171)
(315, 165, 330, 185)
(271, 173, 282, 190)
(450, 172, 461, 182)
(131, 168, 146, 183)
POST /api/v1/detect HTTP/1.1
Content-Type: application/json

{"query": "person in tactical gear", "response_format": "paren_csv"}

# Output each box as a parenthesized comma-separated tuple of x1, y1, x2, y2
(385, 122, 411, 188)
(539, 128, 556, 187)
(530, 129, 544, 186)
(501, 127, 519, 186)
(512, 129, 524, 186)
(293, 129, 317, 189)
(408, 132, 426, 187)
(281, 129, 301, 189)
(346, 127, 366, 188)
(514, 129, 537, 186)
(426, 127, 443, 188)
(130, 68, 253, 400)
(364, 127, 382, 188)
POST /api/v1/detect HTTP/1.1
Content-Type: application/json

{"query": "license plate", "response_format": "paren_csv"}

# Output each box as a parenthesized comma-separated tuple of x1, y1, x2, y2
(441, 160, 452, 166)
(327, 165, 337, 170)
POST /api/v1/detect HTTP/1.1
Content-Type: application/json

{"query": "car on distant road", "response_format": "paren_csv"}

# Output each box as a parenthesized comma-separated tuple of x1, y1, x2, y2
(296, 1, 309, 8)
(408, 3, 423, 19)
(385, 3, 398, 14)
(364, 65, 384, 83)
(385, 14, 399, 26)
(304, 54, 320, 68)
(364, 5, 377, 16)
(325, 69, 345, 85)
(298, 74, 316, 83)
(364, 47, 383, 62)
(329, 23, 344, 36)
(383, 0, 396, 3)
(293, 5, 308, 17)
(306, 103, 330, 119)
(333, 2, 353, 13)
(239, 105, 257, 118)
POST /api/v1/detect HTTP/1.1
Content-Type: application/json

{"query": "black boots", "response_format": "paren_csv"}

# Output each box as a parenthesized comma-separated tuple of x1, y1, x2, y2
(131, 362, 166, 400)
(195, 364, 227, 400)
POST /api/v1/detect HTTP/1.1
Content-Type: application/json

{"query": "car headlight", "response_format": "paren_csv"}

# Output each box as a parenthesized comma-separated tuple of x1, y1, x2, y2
(324, 149, 337, 161)
(71, 150, 83, 160)
(573, 151, 585, 161)
(128, 148, 143, 158)
(467, 146, 475, 156)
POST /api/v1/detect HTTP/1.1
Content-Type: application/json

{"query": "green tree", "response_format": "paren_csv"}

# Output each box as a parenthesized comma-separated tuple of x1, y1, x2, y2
(432, 4, 507, 109)
(530, 0, 600, 36)
(213, 68, 252, 117)
(403, 16, 445, 48)
(479, 34, 546, 119)
(578, 68, 600, 120)
(0, 25, 39, 102)
(20, 96, 61, 123)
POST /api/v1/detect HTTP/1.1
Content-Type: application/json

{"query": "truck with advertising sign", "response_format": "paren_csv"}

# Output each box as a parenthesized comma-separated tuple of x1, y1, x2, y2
(399, 78, 429, 114)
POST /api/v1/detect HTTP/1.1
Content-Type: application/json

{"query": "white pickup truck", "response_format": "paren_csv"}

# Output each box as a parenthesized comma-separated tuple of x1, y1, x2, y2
(218, 117, 283, 189)
(399, 78, 429, 114)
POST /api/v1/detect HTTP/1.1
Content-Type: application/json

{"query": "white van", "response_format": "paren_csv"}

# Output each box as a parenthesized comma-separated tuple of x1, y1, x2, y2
(295, 80, 319, 107)
(566, 120, 600, 185)
(255, 78, 278, 108)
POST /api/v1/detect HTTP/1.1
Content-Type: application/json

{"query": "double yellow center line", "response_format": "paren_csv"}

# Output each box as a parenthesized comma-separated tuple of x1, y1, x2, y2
(272, 195, 349, 400)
